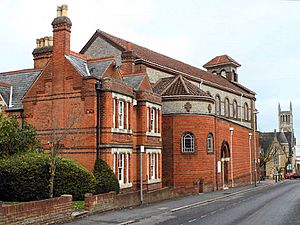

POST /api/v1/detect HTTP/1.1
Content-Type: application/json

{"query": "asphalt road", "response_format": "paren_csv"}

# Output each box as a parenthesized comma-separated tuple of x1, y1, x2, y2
(66, 180, 300, 225)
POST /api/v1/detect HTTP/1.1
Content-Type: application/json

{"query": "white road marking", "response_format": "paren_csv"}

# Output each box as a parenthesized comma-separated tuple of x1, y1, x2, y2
(188, 219, 197, 223)
(201, 214, 208, 218)
(210, 210, 217, 215)
(117, 220, 136, 225)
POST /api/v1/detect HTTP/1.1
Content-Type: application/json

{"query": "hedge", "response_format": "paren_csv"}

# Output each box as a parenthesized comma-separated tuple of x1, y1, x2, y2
(0, 153, 95, 201)
(94, 159, 120, 194)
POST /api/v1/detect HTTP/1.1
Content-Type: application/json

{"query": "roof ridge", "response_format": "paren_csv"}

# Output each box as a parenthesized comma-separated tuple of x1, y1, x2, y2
(160, 76, 180, 96)
(0, 68, 41, 76)
(179, 75, 190, 94)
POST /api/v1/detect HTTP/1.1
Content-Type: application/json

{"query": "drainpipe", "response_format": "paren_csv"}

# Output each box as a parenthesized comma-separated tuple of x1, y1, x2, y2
(230, 127, 234, 187)
(95, 80, 102, 160)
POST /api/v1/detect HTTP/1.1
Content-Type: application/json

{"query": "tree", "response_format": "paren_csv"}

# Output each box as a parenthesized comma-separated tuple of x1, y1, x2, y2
(93, 158, 120, 194)
(0, 113, 40, 157)
(48, 103, 83, 198)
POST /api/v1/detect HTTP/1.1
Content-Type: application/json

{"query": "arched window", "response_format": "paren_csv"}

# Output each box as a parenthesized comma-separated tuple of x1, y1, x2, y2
(224, 98, 230, 117)
(215, 95, 220, 115)
(182, 132, 195, 153)
(221, 70, 227, 78)
(233, 100, 238, 119)
(244, 103, 249, 121)
(207, 133, 213, 153)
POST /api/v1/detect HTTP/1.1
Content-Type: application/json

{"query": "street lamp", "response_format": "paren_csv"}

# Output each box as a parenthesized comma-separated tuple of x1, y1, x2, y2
(253, 109, 259, 187)
(230, 127, 234, 187)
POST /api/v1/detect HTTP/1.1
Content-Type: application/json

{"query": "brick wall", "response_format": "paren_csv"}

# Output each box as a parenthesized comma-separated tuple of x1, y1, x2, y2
(0, 195, 72, 225)
(84, 187, 198, 213)
(162, 114, 259, 191)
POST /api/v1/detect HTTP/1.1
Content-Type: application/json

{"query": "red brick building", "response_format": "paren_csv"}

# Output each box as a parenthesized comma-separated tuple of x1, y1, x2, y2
(0, 5, 259, 192)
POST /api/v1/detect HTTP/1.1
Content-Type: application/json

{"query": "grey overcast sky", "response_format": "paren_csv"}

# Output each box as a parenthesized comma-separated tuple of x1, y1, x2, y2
(1, 0, 299, 138)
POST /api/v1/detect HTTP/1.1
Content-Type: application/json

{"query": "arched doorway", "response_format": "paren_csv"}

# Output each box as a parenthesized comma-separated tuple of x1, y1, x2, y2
(221, 141, 230, 189)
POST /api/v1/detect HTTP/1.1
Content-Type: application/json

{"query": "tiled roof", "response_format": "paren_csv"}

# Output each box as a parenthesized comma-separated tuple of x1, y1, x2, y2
(154, 75, 210, 97)
(82, 30, 254, 96)
(123, 75, 145, 90)
(203, 55, 241, 68)
(260, 131, 294, 155)
(0, 69, 41, 110)
(65, 55, 113, 79)
(0, 85, 10, 105)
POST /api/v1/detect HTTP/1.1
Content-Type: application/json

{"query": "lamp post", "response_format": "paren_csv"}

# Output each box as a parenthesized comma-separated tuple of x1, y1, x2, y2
(230, 127, 234, 187)
(140, 145, 144, 204)
(253, 109, 258, 187)
(249, 132, 252, 184)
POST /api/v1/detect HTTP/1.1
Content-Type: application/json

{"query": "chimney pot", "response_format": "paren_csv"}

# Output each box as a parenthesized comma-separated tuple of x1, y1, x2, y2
(61, 4, 68, 17)
(57, 6, 62, 17)
(44, 36, 49, 46)
(39, 38, 44, 48)
(49, 36, 53, 46)
(36, 39, 40, 48)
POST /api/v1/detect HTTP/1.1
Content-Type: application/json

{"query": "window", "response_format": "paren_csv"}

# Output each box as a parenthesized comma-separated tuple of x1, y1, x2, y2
(147, 106, 160, 134)
(233, 100, 238, 119)
(215, 95, 220, 115)
(182, 132, 195, 153)
(118, 153, 125, 183)
(221, 70, 226, 78)
(224, 98, 230, 117)
(244, 103, 249, 121)
(207, 133, 213, 153)
(150, 154, 156, 179)
(118, 100, 124, 129)
(150, 108, 155, 132)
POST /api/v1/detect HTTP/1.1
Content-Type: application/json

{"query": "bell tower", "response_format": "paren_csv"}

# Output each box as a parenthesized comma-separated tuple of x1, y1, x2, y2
(278, 102, 293, 132)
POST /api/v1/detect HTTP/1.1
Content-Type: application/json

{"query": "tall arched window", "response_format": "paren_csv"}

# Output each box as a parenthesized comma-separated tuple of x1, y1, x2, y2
(233, 100, 238, 119)
(244, 103, 249, 121)
(215, 95, 220, 115)
(224, 98, 230, 117)
(207, 133, 213, 153)
(182, 132, 195, 153)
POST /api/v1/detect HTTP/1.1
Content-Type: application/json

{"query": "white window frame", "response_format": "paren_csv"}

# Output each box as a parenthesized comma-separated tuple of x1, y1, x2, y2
(150, 108, 155, 132)
(207, 133, 213, 153)
(182, 133, 195, 153)
(150, 153, 156, 179)
(118, 100, 124, 129)
(146, 149, 161, 184)
(118, 153, 124, 183)
(113, 98, 116, 128)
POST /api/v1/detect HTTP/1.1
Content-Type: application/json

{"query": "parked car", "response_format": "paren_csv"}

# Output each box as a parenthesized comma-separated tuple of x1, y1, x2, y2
(285, 173, 300, 179)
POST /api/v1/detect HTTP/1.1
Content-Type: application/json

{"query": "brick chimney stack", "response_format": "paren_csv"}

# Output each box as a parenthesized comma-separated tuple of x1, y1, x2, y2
(121, 42, 137, 73)
(32, 36, 53, 69)
(51, 4, 72, 59)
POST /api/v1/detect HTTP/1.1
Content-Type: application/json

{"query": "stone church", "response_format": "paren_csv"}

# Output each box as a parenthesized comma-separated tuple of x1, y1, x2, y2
(260, 102, 296, 179)
(0, 5, 259, 192)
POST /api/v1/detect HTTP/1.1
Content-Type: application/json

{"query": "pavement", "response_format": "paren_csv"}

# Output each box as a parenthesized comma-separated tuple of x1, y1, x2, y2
(67, 179, 278, 224)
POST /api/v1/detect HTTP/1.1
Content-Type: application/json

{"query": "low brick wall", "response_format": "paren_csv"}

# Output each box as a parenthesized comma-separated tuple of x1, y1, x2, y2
(0, 195, 72, 225)
(85, 186, 198, 213)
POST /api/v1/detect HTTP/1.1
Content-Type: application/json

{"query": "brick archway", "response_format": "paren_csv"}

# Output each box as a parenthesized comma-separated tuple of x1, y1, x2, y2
(221, 141, 230, 188)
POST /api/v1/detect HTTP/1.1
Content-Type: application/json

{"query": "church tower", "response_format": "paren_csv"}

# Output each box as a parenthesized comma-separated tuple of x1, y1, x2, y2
(278, 102, 293, 132)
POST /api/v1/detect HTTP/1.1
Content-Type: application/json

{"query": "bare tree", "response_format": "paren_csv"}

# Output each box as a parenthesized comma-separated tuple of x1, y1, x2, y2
(48, 103, 82, 198)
